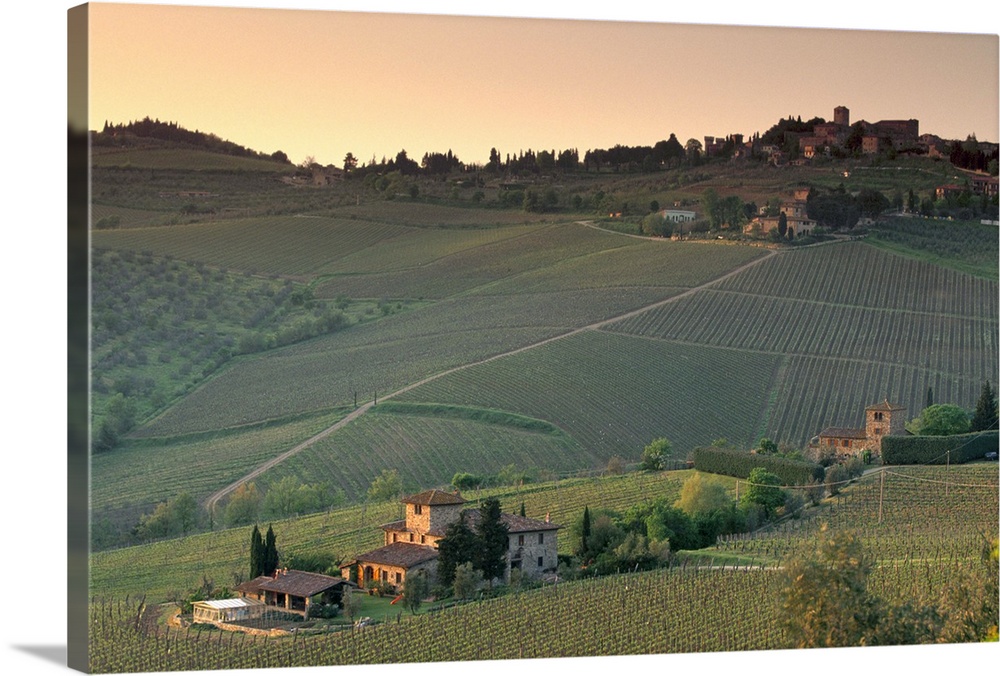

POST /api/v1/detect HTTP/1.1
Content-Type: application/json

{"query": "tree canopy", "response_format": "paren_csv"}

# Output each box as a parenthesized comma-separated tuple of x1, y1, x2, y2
(907, 404, 972, 436)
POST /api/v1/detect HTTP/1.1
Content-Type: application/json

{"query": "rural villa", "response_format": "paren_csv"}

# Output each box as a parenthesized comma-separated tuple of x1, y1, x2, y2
(343, 489, 561, 592)
(813, 400, 907, 457)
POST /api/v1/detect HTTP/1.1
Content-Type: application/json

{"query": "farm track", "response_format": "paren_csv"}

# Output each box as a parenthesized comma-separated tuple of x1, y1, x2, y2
(201, 234, 779, 513)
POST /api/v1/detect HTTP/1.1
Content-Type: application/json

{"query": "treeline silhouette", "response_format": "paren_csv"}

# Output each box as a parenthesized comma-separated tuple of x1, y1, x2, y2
(94, 117, 292, 164)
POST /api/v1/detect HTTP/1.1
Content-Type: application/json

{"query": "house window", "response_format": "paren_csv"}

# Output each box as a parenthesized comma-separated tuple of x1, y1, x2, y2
(420, 535, 425, 544)
(409, 533, 414, 542)
(414, 504, 422, 515)
(392, 533, 397, 542)
(518, 534, 525, 547)
(874, 427, 882, 435)
(842, 440, 850, 448)
(537, 557, 543, 568)
(538, 533, 544, 544)
(395, 572, 401, 584)
(380, 570, 387, 582)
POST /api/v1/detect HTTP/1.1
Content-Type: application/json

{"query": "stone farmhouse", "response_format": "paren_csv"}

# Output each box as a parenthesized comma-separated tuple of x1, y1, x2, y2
(745, 187, 817, 238)
(343, 489, 560, 592)
(813, 400, 907, 458)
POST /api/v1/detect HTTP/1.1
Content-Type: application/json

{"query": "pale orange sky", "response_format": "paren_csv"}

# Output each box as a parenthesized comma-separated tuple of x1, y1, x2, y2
(86, 1, 999, 168)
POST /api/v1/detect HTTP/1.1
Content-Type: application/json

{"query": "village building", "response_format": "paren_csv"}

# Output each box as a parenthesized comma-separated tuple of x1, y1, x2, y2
(813, 400, 907, 458)
(657, 209, 697, 223)
(745, 190, 817, 238)
(344, 489, 560, 593)
(235, 569, 350, 619)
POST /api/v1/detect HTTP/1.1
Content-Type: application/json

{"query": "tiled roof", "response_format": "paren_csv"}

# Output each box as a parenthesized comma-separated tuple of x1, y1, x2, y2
(462, 509, 561, 533)
(402, 489, 466, 506)
(818, 427, 868, 440)
(866, 400, 906, 412)
(237, 570, 346, 598)
(354, 542, 439, 569)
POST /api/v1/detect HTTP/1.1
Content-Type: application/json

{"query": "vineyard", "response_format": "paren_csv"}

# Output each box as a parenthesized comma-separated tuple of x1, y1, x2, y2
(395, 331, 781, 454)
(88, 463, 998, 672)
(90, 469, 703, 603)
(249, 406, 594, 503)
(604, 242, 997, 445)
(91, 408, 347, 544)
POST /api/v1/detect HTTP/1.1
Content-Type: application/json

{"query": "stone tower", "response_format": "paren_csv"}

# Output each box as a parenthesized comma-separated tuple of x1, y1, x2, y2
(834, 105, 850, 127)
(865, 400, 906, 452)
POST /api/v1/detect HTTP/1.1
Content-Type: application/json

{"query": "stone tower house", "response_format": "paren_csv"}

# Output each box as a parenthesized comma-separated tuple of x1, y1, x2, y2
(834, 105, 850, 127)
(864, 400, 907, 452)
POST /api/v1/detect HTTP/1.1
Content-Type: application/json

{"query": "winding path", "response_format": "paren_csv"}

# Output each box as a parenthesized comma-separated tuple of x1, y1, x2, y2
(203, 228, 781, 514)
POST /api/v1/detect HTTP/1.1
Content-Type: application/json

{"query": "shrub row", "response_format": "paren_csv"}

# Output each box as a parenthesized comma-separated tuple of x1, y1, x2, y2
(881, 430, 999, 465)
(691, 446, 824, 486)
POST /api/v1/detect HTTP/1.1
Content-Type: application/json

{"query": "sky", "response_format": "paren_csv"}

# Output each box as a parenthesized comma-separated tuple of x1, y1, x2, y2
(1, 2, 998, 676)
(83, 1, 1000, 168)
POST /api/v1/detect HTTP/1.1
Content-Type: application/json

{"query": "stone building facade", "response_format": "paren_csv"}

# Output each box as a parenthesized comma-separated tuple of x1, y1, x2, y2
(814, 400, 908, 458)
(345, 489, 561, 592)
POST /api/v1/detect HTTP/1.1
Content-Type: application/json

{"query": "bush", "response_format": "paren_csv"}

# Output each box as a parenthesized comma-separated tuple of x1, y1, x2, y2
(881, 430, 998, 465)
(451, 472, 484, 491)
(692, 446, 823, 485)
(308, 603, 340, 619)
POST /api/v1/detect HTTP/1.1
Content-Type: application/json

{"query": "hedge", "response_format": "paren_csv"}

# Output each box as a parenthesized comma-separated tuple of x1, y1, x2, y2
(691, 446, 824, 486)
(881, 430, 999, 465)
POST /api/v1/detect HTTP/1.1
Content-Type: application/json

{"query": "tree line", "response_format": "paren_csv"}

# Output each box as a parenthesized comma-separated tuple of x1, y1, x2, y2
(94, 117, 292, 163)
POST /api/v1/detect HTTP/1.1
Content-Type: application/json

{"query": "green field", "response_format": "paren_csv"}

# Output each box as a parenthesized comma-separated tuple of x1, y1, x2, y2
(84, 144, 999, 670)
(90, 469, 702, 602)
(90, 146, 296, 172)
(88, 150, 997, 563)
(91, 408, 348, 547)
(88, 463, 997, 672)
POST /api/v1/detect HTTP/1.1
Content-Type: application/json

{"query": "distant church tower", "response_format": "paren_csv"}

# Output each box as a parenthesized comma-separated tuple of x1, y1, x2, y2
(834, 106, 850, 127)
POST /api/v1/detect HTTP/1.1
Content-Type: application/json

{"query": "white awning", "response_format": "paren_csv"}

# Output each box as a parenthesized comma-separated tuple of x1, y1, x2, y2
(193, 597, 265, 610)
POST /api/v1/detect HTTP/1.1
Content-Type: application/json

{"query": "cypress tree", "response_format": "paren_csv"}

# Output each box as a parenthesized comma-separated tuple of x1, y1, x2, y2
(436, 513, 477, 587)
(475, 498, 509, 588)
(579, 506, 592, 559)
(971, 380, 999, 431)
(263, 525, 279, 577)
(249, 525, 264, 578)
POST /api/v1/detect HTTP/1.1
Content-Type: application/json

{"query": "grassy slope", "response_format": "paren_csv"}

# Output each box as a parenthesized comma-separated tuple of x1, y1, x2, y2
(90, 146, 296, 172)
(91, 408, 347, 537)
(91, 222, 995, 538)
(604, 242, 997, 445)
(90, 464, 995, 669)
(91, 469, 702, 602)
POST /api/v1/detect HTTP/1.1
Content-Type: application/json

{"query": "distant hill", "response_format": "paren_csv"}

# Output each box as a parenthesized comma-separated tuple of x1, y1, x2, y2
(92, 116, 292, 169)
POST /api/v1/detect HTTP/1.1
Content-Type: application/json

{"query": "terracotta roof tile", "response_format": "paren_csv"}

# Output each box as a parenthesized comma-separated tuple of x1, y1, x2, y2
(354, 542, 439, 569)
(237, 570, 346, 598)
(401, 489, 466, 506)
(462, 509, 561, 532)
(865, 400, 906, 412)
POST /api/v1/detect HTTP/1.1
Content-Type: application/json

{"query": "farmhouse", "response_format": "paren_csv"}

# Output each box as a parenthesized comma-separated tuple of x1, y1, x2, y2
(235, 569, 350, 619)
(344, 489, 560, 592)
(813, 400, 907, 458)
(745, 192, 817, 238)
